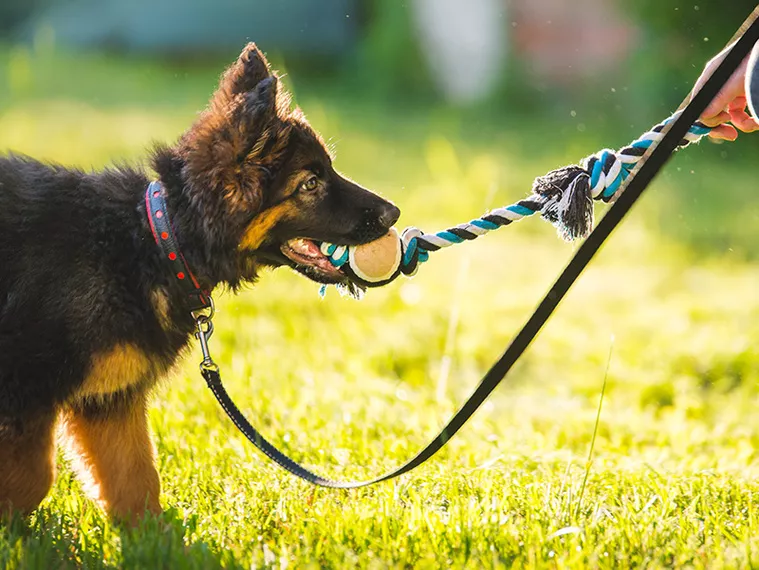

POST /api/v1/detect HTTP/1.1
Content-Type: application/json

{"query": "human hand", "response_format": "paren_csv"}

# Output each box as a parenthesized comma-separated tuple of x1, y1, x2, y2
(692, 43, 759, 141)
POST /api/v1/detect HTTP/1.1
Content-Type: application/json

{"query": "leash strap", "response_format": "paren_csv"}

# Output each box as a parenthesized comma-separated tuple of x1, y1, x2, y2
(199, 15, 759, 488)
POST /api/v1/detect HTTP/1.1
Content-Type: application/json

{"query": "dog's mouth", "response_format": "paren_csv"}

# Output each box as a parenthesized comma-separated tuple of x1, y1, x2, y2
(279, 238, 346, 284)
(256, 225, 391, 297)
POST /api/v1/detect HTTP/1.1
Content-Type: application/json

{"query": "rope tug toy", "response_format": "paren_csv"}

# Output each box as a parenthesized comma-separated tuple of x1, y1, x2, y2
(320, 111, 711, 293)
(194, 15, 759, 488)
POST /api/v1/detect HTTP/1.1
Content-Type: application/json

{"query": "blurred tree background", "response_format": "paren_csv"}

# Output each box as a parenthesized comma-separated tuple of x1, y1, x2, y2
(1, 0, 757, 109)
(630, 1, 759, 106)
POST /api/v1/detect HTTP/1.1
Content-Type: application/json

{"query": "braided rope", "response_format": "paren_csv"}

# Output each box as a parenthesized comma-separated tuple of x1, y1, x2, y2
(322, 112, 712, 289)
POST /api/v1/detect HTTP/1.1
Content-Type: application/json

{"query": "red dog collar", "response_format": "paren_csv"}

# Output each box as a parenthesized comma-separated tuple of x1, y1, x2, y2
(145, 181, 211, 313)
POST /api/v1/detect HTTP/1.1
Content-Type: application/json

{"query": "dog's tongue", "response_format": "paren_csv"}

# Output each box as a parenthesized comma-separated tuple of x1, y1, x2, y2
(282, 238, 343, 275)
(287, 239, 322, 258)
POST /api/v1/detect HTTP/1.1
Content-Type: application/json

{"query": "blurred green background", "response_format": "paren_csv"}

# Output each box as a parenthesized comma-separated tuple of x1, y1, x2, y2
(2, 0, 758, 254)
(3, 2, 759, 568)
(2, 0, 758, 107)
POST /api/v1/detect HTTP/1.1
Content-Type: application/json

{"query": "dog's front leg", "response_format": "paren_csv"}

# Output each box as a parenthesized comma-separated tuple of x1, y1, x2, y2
(61, 390, 161, 523)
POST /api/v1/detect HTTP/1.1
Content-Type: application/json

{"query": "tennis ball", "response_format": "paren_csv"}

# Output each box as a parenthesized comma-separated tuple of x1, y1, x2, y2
(349, 227, 402, 284)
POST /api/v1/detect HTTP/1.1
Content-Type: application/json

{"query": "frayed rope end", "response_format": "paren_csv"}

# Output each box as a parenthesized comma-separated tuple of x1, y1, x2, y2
(532, 165, 594, 241)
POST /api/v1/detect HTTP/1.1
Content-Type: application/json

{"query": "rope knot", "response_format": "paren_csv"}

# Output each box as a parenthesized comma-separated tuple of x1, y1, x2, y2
(533, 165, 594, 241)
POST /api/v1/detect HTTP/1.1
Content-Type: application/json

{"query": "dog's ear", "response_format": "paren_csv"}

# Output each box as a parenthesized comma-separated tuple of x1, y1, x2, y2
(239, 75, 278, 130)
(180, 63, 291, 214)
(214, 43, 273, 106)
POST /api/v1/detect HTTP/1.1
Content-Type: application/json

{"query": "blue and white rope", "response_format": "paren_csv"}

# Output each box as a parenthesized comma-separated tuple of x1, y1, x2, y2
(321, 112, 712, 289)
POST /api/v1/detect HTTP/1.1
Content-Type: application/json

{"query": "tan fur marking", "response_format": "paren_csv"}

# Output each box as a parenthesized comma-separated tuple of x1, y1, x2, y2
(150, 288, 172, 331)
(77, 344, 154, 399)
(0, 410, 57, 516)
(239, 201, 299, 250)
(61, 395, 160, 523)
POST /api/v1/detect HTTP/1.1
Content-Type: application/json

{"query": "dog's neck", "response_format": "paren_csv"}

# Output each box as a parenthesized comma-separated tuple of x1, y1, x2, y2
(150, 144, 260, 294)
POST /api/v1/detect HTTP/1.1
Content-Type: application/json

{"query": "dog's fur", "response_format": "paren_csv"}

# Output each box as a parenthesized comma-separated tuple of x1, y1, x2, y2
(0, 44, 399, 521)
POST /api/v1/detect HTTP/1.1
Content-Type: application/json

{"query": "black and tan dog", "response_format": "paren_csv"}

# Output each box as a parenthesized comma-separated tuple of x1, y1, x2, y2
(0, 44, 399, 521)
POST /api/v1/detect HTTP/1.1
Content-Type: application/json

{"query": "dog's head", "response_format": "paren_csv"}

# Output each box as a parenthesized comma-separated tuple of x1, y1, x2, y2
(162, 43, 399, 289)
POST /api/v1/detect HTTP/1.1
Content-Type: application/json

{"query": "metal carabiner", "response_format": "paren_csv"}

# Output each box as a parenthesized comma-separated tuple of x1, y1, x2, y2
(193, 297, 219, 373)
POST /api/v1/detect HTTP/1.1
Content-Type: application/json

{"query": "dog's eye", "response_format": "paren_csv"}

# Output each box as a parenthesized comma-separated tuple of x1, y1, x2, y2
(300, 176, 320, 193)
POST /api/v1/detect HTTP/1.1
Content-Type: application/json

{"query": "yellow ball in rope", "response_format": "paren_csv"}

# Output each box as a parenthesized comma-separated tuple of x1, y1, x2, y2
(349, 227, 402, 284)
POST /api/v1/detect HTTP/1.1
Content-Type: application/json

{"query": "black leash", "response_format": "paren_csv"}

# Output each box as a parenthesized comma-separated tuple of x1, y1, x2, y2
(194, 15, 759, 488)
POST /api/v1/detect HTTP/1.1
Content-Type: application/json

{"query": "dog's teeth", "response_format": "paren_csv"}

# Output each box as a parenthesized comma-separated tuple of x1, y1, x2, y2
(288, 238, 322, 258)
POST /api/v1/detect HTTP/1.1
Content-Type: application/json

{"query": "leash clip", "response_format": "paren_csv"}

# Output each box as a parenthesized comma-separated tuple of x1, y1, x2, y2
(193, 297, 219, 373)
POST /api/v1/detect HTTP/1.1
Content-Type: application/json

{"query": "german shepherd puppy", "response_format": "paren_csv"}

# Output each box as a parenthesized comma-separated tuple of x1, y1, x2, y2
(0, 43, 399, 521)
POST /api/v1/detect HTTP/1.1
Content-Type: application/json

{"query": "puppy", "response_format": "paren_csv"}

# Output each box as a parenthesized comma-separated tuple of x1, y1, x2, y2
(0, 43, 399, 521)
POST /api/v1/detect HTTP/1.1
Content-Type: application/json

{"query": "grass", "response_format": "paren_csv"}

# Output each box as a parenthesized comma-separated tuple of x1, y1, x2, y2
(2, 46, 759, 568)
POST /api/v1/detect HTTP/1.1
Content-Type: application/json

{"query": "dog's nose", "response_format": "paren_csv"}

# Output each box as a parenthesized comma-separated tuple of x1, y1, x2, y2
(378, 203, 401, 229)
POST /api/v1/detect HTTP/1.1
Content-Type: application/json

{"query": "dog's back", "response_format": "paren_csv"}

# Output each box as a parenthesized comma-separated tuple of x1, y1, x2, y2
(0, 157, 172, 420)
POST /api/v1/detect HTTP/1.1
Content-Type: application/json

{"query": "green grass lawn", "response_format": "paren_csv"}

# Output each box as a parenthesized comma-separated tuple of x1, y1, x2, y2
(2, 46, 759, 568)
